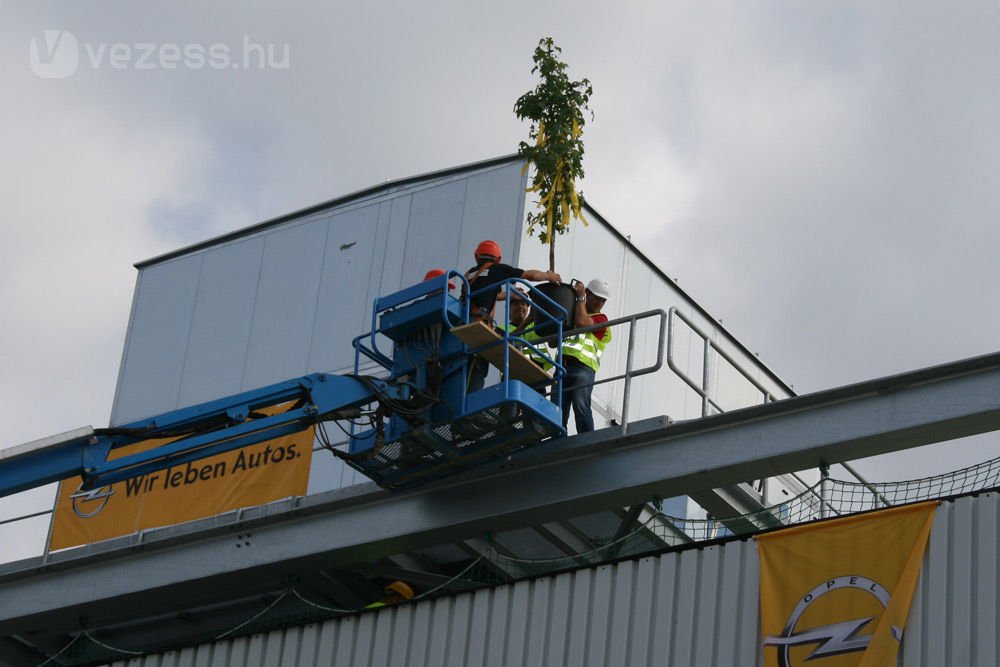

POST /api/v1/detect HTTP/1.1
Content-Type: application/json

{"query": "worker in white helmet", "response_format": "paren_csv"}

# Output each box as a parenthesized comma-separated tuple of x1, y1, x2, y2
(560, 278, 612, 433)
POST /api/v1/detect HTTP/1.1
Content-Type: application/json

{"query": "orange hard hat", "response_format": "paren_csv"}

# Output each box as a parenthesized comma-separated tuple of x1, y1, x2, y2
(385, 580, 414, 600)
(475, 240, 502, 261)
(423, 269, 455, 290)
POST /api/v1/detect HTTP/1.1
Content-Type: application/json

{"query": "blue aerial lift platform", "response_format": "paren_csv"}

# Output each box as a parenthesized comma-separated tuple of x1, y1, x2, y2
(0, 272, 567, 497)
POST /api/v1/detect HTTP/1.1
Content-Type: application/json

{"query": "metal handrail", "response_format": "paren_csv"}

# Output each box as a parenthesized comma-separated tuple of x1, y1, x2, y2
(666, 307, 885, 516)
(667, 307, 775, 416)
(528, 309, 667, 435)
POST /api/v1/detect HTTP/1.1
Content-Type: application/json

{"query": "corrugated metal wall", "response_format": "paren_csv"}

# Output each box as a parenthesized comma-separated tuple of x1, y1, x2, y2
(108, 493, 1000, 666)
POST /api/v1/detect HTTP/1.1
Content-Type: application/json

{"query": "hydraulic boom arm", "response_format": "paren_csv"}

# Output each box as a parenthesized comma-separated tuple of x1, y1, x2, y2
(0, 373, 403, 498)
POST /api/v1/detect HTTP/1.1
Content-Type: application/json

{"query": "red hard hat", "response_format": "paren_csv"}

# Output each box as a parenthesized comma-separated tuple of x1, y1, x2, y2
(475, 240, 502, 261)
(423, 269, 455, 290)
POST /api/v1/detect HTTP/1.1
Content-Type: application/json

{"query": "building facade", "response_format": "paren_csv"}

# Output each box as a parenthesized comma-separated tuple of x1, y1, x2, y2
(110, 155, 801, 502)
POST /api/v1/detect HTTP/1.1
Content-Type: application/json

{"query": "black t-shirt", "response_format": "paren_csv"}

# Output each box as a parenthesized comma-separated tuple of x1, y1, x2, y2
(466, 261, 525, 312)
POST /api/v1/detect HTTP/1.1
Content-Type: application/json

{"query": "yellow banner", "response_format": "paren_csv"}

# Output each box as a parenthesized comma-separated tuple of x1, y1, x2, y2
(49, 424, 314, 551)
(758, 501, 936, 667)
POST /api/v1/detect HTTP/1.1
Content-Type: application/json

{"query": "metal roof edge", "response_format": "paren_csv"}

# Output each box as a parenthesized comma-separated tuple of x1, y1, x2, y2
(135, 154, 524, 269)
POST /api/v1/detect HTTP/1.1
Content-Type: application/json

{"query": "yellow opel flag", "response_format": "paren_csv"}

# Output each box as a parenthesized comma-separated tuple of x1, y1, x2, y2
(758, 501, 936, 667)
(49, 416, 314, 551)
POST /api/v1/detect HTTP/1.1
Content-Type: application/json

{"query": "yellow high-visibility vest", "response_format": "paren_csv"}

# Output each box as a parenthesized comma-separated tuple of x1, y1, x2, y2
(505, 324, 553, 371)
(562, 314, 611, 372)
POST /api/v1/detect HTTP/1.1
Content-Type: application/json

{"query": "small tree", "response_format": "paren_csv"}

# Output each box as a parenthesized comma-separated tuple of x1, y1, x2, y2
(514, 37, 593, 272)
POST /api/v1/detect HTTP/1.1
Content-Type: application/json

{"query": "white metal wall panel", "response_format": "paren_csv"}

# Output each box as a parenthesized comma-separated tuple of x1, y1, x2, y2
(111, 255, 202, 425)
(241, 217, 329, 390)
(306, 205, 382, 375)
(177, 237, 264, 407)
(459, 159, 527, 267)
(399, 180, 468, 287)
(109, 494, 1000, 667)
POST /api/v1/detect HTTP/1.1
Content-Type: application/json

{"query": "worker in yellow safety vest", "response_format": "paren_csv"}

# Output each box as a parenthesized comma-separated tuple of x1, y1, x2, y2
(560, 278, 612, 433)
(503, 288, 553, 373)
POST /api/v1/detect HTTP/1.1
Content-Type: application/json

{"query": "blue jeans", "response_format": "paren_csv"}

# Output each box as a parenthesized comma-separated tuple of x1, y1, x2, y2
(561, 358, 596, 433)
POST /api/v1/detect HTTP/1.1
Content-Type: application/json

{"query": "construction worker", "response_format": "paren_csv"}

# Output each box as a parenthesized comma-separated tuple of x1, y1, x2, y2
(505, 288, 553, 373)
(423, 268, 455, 291)
(465, 240, 560, 391)
(505, 287, 532, 330)
(465, 241, 561, 321)
(365, 580, 415, 608)
(560, 278, 612, 433)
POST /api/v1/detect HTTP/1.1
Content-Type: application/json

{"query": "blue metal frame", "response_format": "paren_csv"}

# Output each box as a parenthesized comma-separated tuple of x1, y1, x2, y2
(346, 273, 567, 488)
(0, 373, 403, 497)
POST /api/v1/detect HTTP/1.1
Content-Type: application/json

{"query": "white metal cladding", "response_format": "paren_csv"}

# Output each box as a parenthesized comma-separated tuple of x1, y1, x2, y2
(106, 493, 1000, 666)
(110, 160, 528, 427)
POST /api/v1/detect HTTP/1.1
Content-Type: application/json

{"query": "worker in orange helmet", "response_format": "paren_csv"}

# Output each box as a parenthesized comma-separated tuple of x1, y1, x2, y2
(465, 240, 560, 391)
(365, 580, 415, 608)
(465, 240, 560, 322)
(423, 268, 456, 291)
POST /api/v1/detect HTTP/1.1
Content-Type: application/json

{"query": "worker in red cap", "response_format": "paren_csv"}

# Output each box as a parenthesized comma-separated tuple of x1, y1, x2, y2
(423, 268, 456, 291)
(465, 240, 560, 391)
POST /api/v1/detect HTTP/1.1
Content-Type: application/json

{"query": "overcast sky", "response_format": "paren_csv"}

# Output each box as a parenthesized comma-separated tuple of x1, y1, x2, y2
(3, 2, 1000, 557)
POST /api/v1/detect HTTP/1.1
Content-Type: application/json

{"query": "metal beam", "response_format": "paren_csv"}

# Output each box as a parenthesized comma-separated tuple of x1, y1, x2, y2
(3, 352, 1000, 637)
(533, 522, 595, 564)
(689, 483, 785, 534)
(610, 505, 645, 544)
(346, 563, 457, 589)
(0, 636, 46, 667)
(634, 507, 691, 547)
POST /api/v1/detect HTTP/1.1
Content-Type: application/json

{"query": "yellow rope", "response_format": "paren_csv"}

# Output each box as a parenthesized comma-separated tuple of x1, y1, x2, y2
(526, 116, 588, 238)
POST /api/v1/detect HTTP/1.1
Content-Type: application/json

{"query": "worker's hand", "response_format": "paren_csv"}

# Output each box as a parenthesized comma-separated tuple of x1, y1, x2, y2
(572, 279, 586, 297)
(549, 272, 562, 283)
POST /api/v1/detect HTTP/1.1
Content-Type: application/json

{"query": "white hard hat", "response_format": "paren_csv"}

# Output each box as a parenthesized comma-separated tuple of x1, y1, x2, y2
(586, 279, 611, 300)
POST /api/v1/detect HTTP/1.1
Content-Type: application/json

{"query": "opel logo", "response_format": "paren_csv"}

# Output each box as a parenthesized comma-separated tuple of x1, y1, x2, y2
(70, 485, 114, 518)
(763, 575, 902, 665)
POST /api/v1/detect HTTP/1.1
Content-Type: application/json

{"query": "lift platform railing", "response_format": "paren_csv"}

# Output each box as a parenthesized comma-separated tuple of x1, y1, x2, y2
(343, 274, 568, 489)
(467, 277, 568, 402)
(351, 273, 569, 398)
